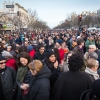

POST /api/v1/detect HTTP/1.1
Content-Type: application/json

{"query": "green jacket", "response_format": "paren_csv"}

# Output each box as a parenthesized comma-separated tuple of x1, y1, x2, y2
(85, 39, 95, 52)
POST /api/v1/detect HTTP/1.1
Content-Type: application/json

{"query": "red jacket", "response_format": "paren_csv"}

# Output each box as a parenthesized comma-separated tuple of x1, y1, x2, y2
(29, 49, 36, 58)
(58, 48, 64, 63)
(6, 58, 16, 70)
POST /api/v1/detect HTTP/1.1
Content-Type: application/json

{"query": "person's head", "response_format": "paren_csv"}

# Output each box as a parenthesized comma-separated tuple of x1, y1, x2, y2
(77, 38, 84, 47)
(39, 45, 45, 54)
(46, 50, 56, 63)
(91, 79, 100, 100)
(18, 46, 28, 54)
(87, 59, 99, 72)
(25, 41, 29, 46)
(7, 46, 12, 52)
(0, 54, 6, 69)
(66, 51, 74, 61)
(88, 52, 98, 60)
(68, 54, 84, 71)
(18, 52, 31, 66)
(89, 36, 94, 41)
(55, 39, 63, 49)
(28, 60, 43, 76)
(88, 45, 96, 52)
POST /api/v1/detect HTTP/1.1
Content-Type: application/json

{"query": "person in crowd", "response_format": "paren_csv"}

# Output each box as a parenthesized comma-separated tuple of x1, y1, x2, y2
(60, 51, 74, 72)
(52, 48, 60, 64)
(55, 39, 64, 64)
(44, 50, 59, 89)
(85, 36, 95, 52)
(0, 54, 17, 100)
(6, 45, 16, 57)
(27, 60, 51, 100)
(80, 79, 100, 100)
(16, 52, 32, 100)
(51, 54, 93, 100)
(18, 46, 28, 54)
(27, 45, 35, 59)
(84, 45, 97, 60)
(85, 59, 99, 82)
(2, 51, 17, 70)
(73, 38, 84, 57)
(62, 41, 69, 56)
(34, 45, 46, 61)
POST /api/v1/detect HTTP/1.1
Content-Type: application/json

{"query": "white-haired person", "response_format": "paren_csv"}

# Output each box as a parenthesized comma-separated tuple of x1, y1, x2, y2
(84, 45, 97, 60)
(85, 59, 99, 82)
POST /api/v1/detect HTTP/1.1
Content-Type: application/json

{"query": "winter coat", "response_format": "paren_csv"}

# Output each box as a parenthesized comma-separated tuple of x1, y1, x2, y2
(0, 67, 17, 100)
(51, 71, 93, 100)
(16, 70, 31, 100)
(27, 65, 51, 100)
(28, 49, 35, 58)
(6, 58, 16, 70)
(58, 48, 64, 63)
(73, 45, 84, 57)
(34, 51, 46, 61)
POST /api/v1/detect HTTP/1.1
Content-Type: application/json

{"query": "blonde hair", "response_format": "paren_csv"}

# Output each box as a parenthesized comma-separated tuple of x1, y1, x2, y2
(87, 59, 99, 69)
(28, 60, 43, 72)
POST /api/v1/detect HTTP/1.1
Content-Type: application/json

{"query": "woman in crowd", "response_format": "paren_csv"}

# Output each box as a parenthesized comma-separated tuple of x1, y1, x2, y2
(85, 59, 99, 82)
(16, 52, 32, 100)
(27, 60, 51, 100)
(44, 50, 59, 90)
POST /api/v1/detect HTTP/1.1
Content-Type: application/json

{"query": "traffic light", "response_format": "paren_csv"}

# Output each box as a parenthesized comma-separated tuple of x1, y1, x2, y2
(78, 14, 82, 21)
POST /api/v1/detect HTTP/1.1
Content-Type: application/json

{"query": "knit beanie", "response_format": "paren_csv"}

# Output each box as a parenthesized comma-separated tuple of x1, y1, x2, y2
(56, 39, 63, 45)
(46, 50, 55, 58)
(27, 45, 33, 52)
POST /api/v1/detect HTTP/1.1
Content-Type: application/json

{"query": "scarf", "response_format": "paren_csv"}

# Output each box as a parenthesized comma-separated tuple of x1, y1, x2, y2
(85, 67, 99, 80)
(17, 65, 28, 83)
(45, 58, 55, 71)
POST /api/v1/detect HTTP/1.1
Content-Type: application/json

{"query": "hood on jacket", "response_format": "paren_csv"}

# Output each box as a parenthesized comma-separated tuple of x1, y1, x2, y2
(35, 65, 51, 79)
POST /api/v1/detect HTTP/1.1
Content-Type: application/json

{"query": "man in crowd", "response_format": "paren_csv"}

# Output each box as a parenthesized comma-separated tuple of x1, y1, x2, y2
(0, 54, 17, 100)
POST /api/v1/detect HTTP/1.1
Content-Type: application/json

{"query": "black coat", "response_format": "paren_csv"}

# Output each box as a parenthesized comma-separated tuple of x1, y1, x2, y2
(0, 67, 17, 100)
(51, 71, 93, 100)
(34, 51, 46, 61)
(27, 65, 51, 100)
(0, 77, 5, 100)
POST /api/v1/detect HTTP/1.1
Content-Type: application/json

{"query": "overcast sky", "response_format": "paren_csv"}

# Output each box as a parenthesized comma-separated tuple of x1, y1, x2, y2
(0, 0, 100, 28)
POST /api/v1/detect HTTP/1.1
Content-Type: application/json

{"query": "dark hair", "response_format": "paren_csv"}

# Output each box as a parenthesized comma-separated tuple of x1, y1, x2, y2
(77, 38, 84, 45)
(38, 45, 45, 50)
(53, 48, 60, 63)
(17, 51, 32, 66)
(18, 46, 28, 54)
(68, 54, 84, 71)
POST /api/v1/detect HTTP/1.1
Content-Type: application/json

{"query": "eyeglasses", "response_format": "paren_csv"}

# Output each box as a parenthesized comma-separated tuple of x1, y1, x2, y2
(0, 62, 6, 64)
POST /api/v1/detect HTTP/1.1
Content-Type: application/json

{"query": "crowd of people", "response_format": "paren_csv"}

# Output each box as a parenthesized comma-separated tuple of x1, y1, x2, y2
(0, 28, 100, 100)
